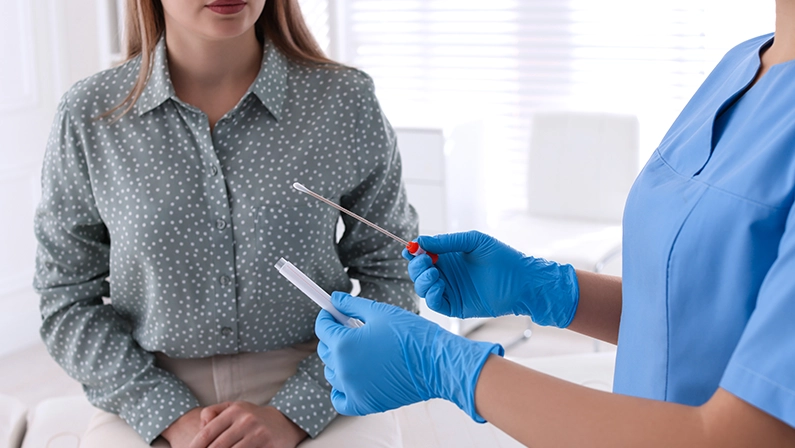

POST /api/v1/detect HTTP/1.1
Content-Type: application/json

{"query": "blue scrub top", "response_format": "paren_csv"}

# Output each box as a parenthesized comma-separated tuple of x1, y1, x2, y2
(615, 33, 795, 429)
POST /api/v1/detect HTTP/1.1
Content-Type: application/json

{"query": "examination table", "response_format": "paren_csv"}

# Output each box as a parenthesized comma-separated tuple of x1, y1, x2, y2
(2, 351, 616, 447)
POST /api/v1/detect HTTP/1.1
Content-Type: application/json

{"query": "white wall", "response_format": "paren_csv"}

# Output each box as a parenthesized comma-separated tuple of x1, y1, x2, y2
(0, 1, 779, 359)
(0, 0, 105, 358)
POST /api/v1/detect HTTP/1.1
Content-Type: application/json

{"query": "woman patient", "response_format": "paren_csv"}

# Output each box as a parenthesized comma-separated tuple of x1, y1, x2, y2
(33, 0, 417, 446)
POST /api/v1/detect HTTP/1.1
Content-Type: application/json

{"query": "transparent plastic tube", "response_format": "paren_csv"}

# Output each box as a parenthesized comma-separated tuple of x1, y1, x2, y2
(274, 258, 364, 328)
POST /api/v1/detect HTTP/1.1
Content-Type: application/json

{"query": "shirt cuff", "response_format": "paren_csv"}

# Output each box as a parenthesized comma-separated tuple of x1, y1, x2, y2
(121, 373, 201, 444)
(269, 370, 338, 438)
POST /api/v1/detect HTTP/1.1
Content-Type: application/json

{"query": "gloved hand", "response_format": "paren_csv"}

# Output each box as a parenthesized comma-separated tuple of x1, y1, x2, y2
(315, 292, 503, 422)
(404, 231, 579, 327)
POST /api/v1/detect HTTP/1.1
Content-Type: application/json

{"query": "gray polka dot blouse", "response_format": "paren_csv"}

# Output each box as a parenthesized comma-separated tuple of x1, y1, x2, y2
(33, 37, 419, 443)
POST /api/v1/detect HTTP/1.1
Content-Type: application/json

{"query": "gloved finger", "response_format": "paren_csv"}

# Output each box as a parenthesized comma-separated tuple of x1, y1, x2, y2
(423, 280, 450, 315)
(331, 388, 359, 416)
(418, 231, 489, 255)
(330, 291, 382, 321)
(316, 341, 334, 368)
(413, 267, 440, 298)
(324, 365, 344, 391)
(315, 309, 350, 345)
(407, 254, 434, 282)
(402, 248, 415, 261)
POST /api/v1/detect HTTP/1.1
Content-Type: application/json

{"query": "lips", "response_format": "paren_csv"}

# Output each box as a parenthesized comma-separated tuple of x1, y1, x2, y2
(208, 0, 245, 6)
(206, 0, 246, 15)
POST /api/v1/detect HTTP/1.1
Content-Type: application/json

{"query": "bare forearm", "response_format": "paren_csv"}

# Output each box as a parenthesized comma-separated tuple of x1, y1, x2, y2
(474, 355, 795, 448)
(566, 270, 622, 344)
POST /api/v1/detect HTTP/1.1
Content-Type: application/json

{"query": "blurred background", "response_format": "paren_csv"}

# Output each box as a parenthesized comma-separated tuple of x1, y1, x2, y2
(0, 0, 775, 424)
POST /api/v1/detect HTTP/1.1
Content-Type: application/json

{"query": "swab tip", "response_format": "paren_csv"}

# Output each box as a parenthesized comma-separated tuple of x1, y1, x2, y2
(293, 182, 309, 193)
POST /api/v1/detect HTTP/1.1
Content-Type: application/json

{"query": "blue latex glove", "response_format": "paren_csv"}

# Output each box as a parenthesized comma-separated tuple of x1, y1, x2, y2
(315, 292, 503, 421)
(404, 231, 579, 327)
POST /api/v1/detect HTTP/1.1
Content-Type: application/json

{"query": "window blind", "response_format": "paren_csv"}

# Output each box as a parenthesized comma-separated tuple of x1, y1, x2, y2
(299, 0, 333, 54)
(334, 0, 770, 216)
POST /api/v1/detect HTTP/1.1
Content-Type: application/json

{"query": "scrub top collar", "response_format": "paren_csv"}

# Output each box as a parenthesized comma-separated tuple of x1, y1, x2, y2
(662, 34, 774, 178)
(134, 36, 289, 121)
(697, 37, 770, 174)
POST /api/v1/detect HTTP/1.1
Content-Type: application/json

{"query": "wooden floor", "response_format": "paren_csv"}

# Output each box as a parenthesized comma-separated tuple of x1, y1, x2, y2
(0, 315, 613, 410)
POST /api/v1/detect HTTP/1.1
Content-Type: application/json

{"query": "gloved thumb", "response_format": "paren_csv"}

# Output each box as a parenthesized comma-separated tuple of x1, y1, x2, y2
(330, 291, 380, 321)
(418, 231, 487, 255)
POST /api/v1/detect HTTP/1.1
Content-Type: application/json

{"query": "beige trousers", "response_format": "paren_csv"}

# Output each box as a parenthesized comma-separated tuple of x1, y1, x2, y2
(81, 343, 402, 447)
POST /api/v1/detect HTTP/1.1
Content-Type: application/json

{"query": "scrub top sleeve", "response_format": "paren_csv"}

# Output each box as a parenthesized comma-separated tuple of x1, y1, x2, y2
(720, 200, 795, 429)
(34, 100, 200, 443)
(337, 72, 420, 312)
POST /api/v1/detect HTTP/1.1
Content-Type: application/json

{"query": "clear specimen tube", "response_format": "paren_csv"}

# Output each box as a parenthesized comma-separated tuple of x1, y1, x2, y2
(274, 258, 364, 328)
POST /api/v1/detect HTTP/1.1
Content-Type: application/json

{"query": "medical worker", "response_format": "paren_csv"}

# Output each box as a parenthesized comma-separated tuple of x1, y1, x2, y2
(314, 3, 795, 446)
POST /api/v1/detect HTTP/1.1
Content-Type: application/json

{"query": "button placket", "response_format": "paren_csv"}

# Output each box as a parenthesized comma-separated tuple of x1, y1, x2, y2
(173, 101, 239, 355)
(197, 118, 239, 354)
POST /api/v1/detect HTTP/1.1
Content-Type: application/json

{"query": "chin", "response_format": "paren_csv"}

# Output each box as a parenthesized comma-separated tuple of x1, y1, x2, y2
(207, 27, 252, 40)
(201, 20, 256, 41)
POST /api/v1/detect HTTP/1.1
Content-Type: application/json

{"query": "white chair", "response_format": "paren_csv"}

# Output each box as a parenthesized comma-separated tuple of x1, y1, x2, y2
(0, 394, 27, 448)
(490, 111, 639, 346)
(396, 123, 490, 336)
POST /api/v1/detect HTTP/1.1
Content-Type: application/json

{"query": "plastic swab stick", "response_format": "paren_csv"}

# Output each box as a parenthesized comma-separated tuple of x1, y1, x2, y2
(293, 182, 438, 262)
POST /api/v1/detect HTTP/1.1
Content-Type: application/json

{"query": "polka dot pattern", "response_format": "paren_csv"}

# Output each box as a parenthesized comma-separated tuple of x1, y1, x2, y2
(34, 37, 419, 442)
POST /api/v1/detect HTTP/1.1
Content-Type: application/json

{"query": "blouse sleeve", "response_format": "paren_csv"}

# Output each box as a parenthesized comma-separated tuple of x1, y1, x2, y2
(337, 72, 420, 312)
(34, 100, 200, 443)
(268, 351, 337, 437)
(270, 72, 420, 438)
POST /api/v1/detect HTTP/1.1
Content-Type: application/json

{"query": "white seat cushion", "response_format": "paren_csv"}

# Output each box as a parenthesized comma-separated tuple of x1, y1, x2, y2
(0, 394, 27, 448)
(21, 395, 95, 448)
(20, 352, 616, 447)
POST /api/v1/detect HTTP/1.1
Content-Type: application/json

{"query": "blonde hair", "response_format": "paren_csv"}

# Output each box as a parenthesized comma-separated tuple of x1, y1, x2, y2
(104, 0, 335, 119)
